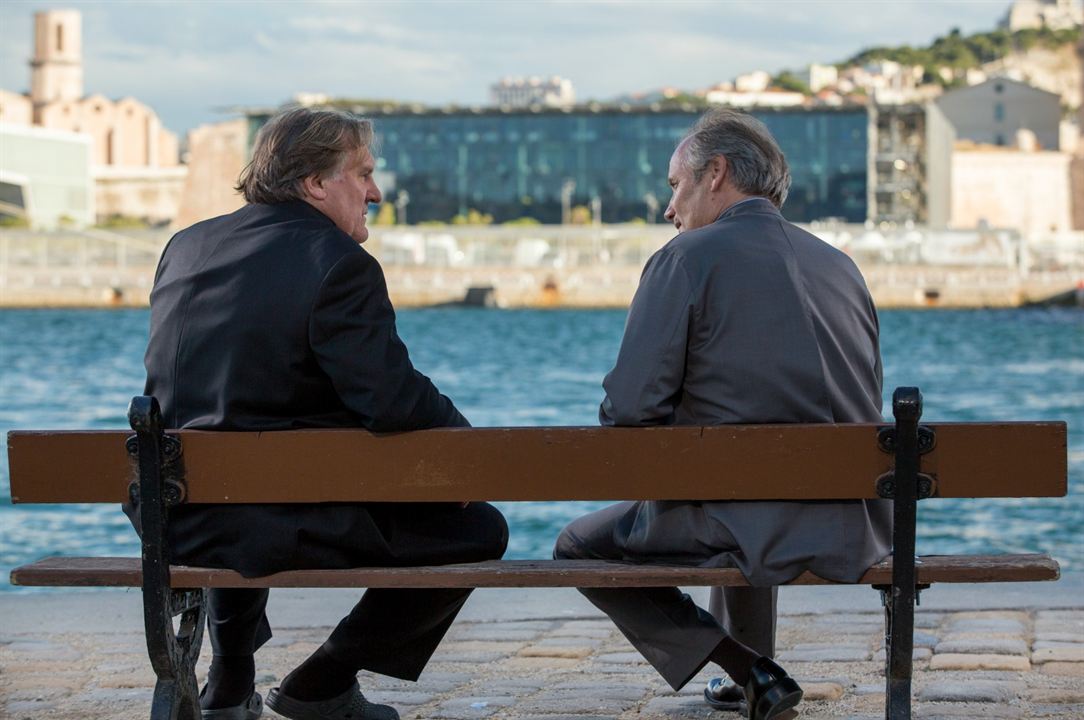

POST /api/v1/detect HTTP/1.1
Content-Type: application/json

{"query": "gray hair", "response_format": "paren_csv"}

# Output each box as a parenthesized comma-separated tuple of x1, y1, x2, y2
(679, 108, 791, 209)
(236, 107, 374, 204)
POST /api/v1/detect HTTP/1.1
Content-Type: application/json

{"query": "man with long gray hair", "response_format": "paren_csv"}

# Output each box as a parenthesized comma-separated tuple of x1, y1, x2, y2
(555, 108, 890, 720)
(131, 106, 508, 720)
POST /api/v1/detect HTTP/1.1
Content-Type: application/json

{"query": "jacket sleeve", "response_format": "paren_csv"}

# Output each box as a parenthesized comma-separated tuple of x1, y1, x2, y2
(600, 249, 694, 426)
(309, 250, 470, 431)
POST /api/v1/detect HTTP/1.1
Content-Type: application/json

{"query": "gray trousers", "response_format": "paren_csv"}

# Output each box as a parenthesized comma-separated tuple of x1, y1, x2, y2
(554, 501, 775, 690)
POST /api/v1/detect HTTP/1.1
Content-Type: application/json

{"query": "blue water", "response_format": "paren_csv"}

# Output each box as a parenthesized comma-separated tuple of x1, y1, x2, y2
(1, 307, 1081, 591)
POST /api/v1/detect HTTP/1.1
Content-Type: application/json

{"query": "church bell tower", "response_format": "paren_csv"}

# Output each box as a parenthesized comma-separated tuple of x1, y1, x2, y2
(30, 10, 84, 109)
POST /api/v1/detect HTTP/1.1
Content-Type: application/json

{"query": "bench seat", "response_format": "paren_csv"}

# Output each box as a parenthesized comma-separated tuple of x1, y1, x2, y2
(12, 553, 1061, 589)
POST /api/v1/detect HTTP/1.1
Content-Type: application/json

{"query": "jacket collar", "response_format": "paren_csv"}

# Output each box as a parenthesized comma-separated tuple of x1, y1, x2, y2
(717, 196, 780, 222)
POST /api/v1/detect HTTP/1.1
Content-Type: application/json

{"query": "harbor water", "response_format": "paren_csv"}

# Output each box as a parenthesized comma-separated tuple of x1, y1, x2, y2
(0, 307, 1081, 591)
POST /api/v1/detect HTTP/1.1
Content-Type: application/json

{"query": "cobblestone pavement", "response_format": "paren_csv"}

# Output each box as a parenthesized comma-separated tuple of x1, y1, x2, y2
(2, 599, 1083, 720)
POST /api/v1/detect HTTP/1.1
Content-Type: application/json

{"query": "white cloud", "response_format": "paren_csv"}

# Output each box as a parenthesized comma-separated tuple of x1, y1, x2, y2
(0, 0, 1016, 133)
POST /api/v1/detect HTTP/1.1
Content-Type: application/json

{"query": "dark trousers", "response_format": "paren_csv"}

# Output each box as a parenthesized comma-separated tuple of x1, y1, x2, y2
(554, 501, 773, 690)
(150, 502, 508, 681)
(708, 585, 777, 657)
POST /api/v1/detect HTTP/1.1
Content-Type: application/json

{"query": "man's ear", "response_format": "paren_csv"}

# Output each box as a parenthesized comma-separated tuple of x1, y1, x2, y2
(301, 174, 327, 201)
(708, 156, 728, 192)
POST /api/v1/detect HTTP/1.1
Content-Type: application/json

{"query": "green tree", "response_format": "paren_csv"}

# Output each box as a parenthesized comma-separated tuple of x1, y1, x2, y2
(771, 71, 810, 94)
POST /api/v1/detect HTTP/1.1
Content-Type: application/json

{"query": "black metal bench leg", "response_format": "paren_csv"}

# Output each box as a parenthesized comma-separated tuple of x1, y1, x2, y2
(876, 387, 936, 720)
(146, 589, 206, 720)
(129, 396, 204, 720)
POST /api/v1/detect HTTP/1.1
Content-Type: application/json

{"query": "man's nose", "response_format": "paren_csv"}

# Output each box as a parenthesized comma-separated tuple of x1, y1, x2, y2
(663, 204, 675, 221)
(370, 183, 382, 205)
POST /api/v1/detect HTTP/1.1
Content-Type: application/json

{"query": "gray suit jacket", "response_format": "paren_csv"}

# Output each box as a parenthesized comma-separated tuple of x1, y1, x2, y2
(600, 197, 891, 586)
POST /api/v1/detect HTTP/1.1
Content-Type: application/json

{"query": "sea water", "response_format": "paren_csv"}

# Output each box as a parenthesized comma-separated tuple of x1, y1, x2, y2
(1, 307, 1081, 591)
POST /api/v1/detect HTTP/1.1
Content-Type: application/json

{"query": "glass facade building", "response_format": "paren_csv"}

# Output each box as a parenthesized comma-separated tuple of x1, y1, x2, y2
(249, 105, 870, 224)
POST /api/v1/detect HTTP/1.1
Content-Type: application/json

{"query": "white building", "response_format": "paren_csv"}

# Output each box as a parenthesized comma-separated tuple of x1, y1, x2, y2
(1000, 0, 1083, 31)
(490, 77, 575, 108)
(734, 71, 771, 93)
(705, 88, 805, 107)
(936, 77, 1063, 150)
(803, 64, 839, 93)
(0, 123, 94, 228)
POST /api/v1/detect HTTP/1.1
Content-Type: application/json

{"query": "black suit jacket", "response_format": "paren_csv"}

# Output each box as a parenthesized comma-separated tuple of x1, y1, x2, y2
(144, 200, 466, 432)
(131, 200, 469, 575)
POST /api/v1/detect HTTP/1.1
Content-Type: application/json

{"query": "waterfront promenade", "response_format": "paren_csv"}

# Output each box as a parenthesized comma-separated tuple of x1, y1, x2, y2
(2, 577, 1082, 719)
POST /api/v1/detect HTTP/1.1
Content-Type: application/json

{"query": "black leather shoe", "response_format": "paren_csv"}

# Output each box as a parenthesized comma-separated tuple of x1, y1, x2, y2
(744, 657, 802, 720)
(266, 680, 398, 720)
(201, 689, 262, 720)
(704, 676, 745, 711)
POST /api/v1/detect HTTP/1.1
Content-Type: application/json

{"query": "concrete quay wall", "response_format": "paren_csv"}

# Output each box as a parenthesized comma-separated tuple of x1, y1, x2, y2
(1, 262, 1079, 309)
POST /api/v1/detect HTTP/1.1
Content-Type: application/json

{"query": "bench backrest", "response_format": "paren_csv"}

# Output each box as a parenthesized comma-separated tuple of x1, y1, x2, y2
(8, 422, 1067, 504)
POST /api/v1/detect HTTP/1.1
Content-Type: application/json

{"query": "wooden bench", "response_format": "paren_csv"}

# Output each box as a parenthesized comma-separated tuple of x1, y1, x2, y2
(7, 387, 1067, 720)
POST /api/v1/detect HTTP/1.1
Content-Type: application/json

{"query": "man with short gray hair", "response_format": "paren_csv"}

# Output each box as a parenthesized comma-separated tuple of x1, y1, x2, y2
(555, 108, 890, 720)
(133, 106, 508, 720)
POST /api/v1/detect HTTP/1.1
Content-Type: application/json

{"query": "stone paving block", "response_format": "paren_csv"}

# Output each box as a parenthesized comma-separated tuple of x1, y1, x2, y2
(812, 613, 883, 625)
(1033, 646, 1084, 663)
(1, 640, 82, 661)
(551, 680, 653, 699)
(928, 653, 1030, 671)
(939, 631, 1025, 642)
(914, 613, 945, 628)
(533, 635, 603, 647)
(903, 631, 941, 648)
(1040, 661, 1084, 677)
(431, 695, 517, 719)
(917, 679, 1024, 702)
(514, 716, 617, 720)
(554, 620, 614, 632)
(366, 690, 435, 706)
(800, 681, 844, 701)
(503, 656, 582, 670)
(873, 646, 933, 662)
(1035, 610, 1084, 621)
(377, 671, 472, 692)
(1033, 640, 1084, 649)
(518, 644, 593, 659)
(640, 695, 719, 717)
(777, 646, 870, 662)
(912, 704, 1024, 718)
(2, 672, 86, 692)
(951, 611, 1030, 622)
(82, 686, 155, 704)
(450, 626, 543, 642)
(4, 700, 59, 717)
(515, 695, 639, 714)
(595, 651, 647, 664)
(1028, 703, 1084, 718)
(482, 677, 546, 693)
(791, 642, 869, 651)
(428, 650, 510, 663)
(438, 640, 525, 653)
(934, 638, 1029, 655)
(852, 683, 885, 696)
(1029, 688, 1084, 703)
(945, 618, 1027, 634)
(550, 626, 613, 638)
(2, 685, 77, 702)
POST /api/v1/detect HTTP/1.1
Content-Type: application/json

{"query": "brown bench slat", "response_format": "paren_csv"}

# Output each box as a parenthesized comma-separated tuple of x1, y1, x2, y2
(7, 422, 1067, 504)
(10, 554, 1060, 589)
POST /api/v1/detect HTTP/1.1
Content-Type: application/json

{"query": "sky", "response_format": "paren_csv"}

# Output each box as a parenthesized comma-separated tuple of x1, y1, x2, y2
(0, 0, 1020, 136)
